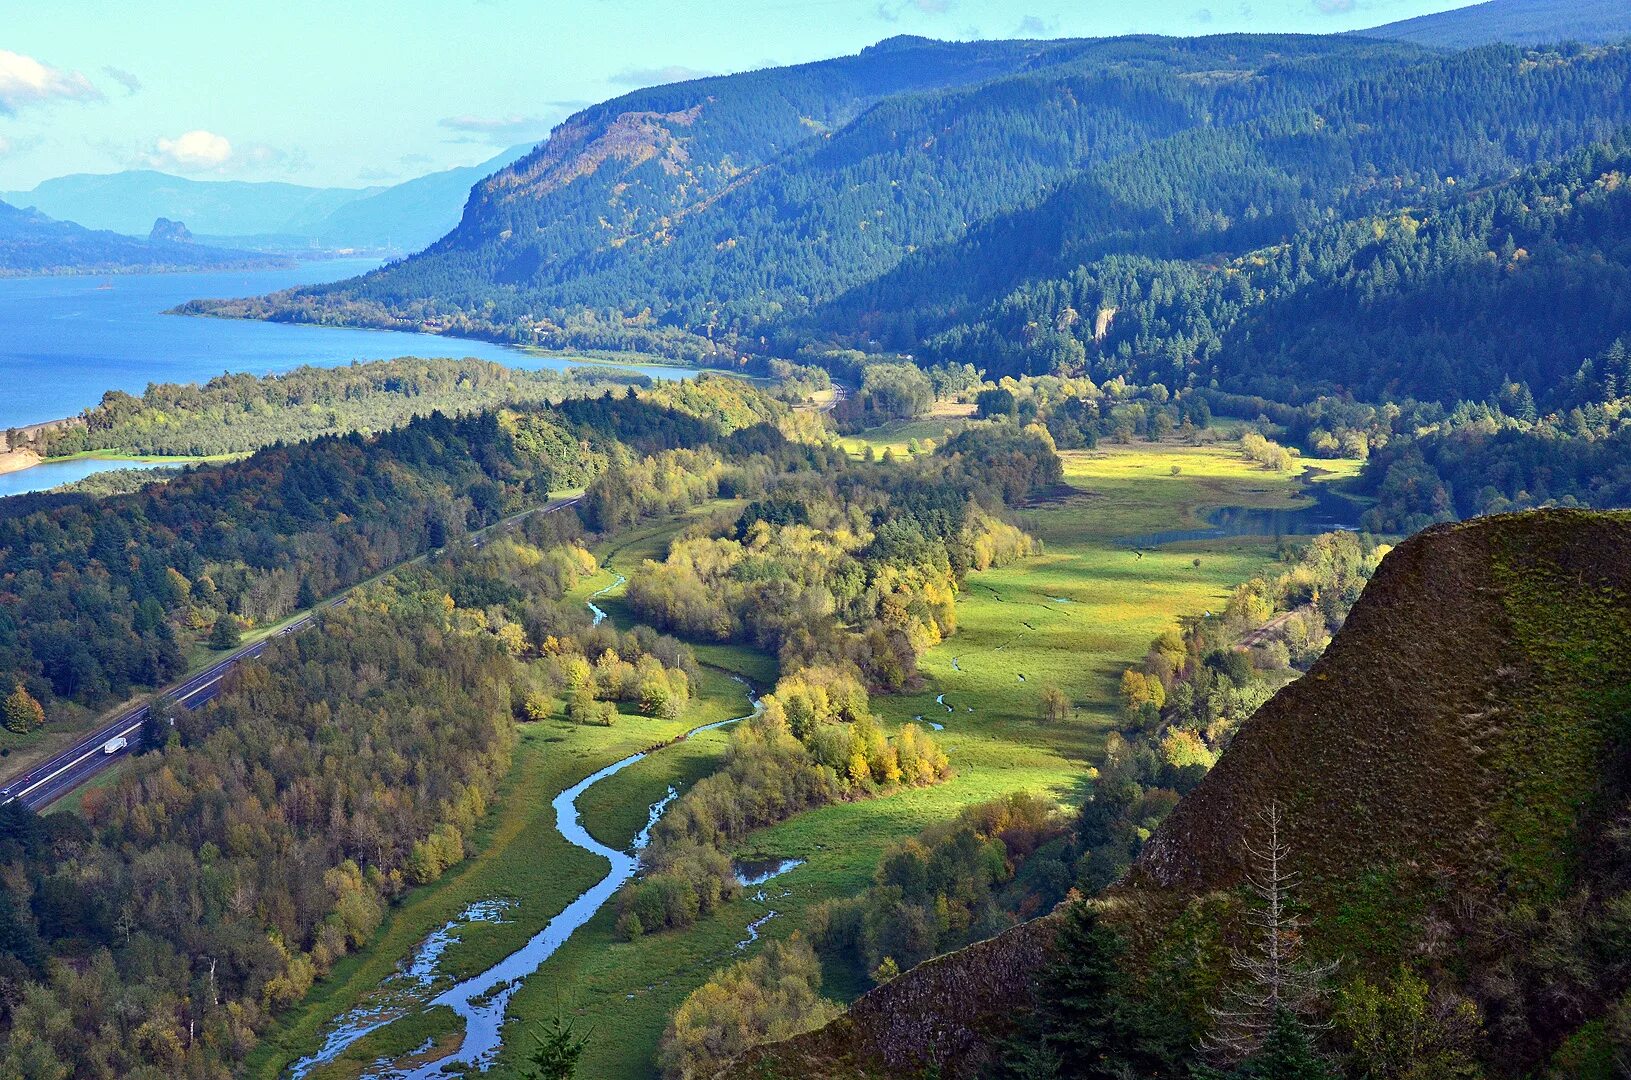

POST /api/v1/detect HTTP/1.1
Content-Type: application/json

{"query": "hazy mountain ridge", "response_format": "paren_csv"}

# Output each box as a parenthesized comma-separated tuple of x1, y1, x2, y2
(0, 199, 287, 276)
(1, 145, 532, 252)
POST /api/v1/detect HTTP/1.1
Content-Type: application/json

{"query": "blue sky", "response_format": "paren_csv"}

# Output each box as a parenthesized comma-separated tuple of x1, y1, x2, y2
(1, 0, 1480, 191)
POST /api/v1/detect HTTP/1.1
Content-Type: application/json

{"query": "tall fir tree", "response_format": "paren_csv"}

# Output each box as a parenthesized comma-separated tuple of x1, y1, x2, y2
(994, 900, 1179, 1079)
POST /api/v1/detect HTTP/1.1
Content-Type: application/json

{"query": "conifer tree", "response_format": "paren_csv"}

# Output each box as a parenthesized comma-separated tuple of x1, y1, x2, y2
(1203, 803, 1335, 1067)
(995, 900, 1179, 1078)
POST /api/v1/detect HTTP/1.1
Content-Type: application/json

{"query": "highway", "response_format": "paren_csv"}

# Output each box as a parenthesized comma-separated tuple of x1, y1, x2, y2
(0, 494, 583, 812)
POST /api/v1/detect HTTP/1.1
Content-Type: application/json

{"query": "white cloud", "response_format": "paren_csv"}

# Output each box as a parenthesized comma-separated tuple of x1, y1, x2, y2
(0, 49, 101, 115)
(103, 66, 142, 95)
(140, 131, 294, 175)
(1315, 0, 1356, 12)
(876, 0, 952, 21)
(607, 65, 716, 87)
(1012, 14, 1059, 36)
(150, 129, 234, 171)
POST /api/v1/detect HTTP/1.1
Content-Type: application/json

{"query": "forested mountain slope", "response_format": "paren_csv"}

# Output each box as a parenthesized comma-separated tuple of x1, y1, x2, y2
(729, 508, 1631, 1079)
(844, 43, 1631, 377)
(192, 35, 1426, 358)
(916, 134, 1631, 406)
(204, 35, 1631, 402)
(1361, 0, 1631, 48)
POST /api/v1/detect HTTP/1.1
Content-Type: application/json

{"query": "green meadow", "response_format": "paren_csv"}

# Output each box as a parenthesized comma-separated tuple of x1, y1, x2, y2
(253, 434, 1358, 1079)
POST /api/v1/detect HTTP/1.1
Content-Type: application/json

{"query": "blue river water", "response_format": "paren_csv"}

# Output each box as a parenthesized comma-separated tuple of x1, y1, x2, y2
(0, 458, 177, 500)
(0, 259, 696, 496)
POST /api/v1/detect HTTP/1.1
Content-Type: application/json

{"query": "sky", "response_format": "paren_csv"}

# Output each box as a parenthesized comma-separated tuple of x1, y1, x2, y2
(1, 0, 1484, 191)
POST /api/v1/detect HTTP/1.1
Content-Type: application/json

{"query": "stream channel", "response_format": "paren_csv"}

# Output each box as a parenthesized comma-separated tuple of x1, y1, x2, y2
(287, 577, 763, 1077)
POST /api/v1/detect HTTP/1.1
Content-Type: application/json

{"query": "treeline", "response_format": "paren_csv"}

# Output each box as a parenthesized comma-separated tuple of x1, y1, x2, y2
(810, 792, 1075, 981)
(13, 358, 651, 458)
(626, 425, 1052, 689)
(0, 385, 781, 725)
(620, 667, 950, 939)
(0, 605, 518, 1079)
(1353, 373, 1631, 532)
(976, 374, 1216, 448)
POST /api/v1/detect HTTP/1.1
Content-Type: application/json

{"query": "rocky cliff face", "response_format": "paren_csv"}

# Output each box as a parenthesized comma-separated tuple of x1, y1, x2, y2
(729, 510, 1631, 1078)
(149, 217, 193, 243)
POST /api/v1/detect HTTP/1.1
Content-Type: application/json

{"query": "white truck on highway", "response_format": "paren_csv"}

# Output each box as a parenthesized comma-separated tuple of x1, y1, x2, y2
(102, 736, 128, 755)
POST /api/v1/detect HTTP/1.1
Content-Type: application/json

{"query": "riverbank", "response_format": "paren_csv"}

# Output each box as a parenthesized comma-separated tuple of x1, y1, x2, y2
(0, 449, 41, 475)
(0, 450, 226, 500)
(502, 441, 1348, 1078)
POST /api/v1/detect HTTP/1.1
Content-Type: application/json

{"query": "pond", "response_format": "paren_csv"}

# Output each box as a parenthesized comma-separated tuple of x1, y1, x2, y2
(1125, 472, 1366, 548)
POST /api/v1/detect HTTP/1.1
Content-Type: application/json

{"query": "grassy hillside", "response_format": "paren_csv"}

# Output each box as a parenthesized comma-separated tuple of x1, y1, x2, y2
(732, 508, 1631, 1078)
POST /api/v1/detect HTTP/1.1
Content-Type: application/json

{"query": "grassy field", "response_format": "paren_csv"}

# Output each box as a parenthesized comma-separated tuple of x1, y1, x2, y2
(837, 400, 977, 458)
(254, 435, 1358, 1079)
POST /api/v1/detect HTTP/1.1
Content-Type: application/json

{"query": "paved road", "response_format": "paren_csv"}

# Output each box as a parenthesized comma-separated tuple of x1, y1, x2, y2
(816, 381, 850, 413)
(0, 495, 583, 812)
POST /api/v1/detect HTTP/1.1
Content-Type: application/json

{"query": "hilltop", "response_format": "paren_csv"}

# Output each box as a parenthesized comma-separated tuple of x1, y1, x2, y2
(729, 509, 1631, 1078)
(1361, 0, 1631, 48)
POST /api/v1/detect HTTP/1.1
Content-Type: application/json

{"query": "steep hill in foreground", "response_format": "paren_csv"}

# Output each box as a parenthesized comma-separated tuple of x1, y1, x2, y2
(730, 509, 1631, 1078)
(1361, 0, 1631, 48)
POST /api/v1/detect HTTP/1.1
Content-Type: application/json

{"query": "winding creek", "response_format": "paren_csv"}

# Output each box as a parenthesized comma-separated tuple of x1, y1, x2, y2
(286, 585, 760, 1078)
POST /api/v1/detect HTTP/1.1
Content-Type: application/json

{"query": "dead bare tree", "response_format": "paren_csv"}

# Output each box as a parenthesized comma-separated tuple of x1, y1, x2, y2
(1202, 801, 1336, 1065)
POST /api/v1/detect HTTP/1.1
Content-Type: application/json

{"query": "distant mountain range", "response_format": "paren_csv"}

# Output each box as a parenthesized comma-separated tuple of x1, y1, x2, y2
(1, 144, 533, 253)
(1361, 0, 1631, 48)
(0, 199, 286, 276)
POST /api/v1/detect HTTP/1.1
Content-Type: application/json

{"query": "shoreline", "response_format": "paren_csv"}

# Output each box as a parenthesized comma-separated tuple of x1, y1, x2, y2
(0, 449, 43, 476)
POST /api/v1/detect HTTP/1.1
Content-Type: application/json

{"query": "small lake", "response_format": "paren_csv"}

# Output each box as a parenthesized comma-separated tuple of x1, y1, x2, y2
(0, 457, 177, 499)
(0, 259, 694, 430)
(1125, 475, 1366, 547)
